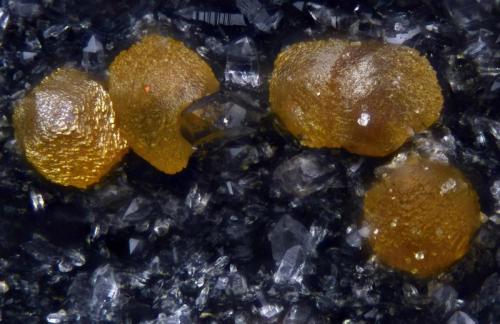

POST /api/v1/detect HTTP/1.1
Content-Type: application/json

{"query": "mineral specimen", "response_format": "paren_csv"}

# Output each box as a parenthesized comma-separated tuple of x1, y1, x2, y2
(13, 68, 127, 189)
(109, 34, 220, 174)
(269, 39, 444, 156)
(2, 1, 499, 323)
(363, 154, 481, 278)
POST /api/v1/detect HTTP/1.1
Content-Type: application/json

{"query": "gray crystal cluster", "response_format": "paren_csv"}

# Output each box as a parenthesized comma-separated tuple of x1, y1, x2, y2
(0, 0, 499, 323)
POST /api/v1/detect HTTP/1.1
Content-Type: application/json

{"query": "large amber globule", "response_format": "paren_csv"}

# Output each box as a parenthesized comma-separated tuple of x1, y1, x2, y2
(363, 155, 481, 278)
(269, 39, 444, 156)
(13, 68, 128, 189)
(109, 35, 220, 174)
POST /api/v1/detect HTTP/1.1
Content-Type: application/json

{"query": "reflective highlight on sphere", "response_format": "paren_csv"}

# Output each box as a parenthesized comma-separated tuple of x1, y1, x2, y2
(363, 155, 481, 278)
(109, 34, 220, 174)
(13, 68, 128, 189)
(269, 39, 444, 156)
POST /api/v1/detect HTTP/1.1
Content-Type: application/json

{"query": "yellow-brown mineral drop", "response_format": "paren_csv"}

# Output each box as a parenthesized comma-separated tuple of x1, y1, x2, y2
(269, 39, 444, 156)
(13, 68, 128, 189)
(363, 154, 481, 278)
(109, 34, 220, 174)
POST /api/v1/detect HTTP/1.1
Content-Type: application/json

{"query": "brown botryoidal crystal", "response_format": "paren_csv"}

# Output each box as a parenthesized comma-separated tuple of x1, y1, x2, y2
(13, 68, 128, 189)
(109, 34, 220, 174)
(363, 154, 481, 278)
(269, 39, 444, 157)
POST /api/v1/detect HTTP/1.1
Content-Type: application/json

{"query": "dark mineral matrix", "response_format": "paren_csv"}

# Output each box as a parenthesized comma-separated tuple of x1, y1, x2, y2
(0, 1, 499, 323)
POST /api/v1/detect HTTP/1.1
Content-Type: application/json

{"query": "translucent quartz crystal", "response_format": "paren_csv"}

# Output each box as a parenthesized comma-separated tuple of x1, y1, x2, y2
(13, 68, 127, 189)
(109, 34, 220, 174)
(269, 39, 444, 156)
(180, 94, 260, 145)
(180, 96, 231, 145)
(363, 154, 481, 278)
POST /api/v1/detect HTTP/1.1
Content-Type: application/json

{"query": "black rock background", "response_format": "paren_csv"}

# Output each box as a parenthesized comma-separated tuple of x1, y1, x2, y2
(0, 0, 499, 323)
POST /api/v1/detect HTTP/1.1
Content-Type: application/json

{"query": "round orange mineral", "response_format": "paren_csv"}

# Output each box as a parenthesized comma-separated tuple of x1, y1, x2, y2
(363, 154, 481, 278)
(269, 39, 444, 156)
(13, 68, 128, 189)
(109, 34, 220, 174)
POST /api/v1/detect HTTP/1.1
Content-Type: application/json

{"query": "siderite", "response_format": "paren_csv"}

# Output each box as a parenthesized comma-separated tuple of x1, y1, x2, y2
(269, 39, 443, 157)
(13, 68, 128, 189)
(363, 154, 481, 278)
(109, 34, 220, 174)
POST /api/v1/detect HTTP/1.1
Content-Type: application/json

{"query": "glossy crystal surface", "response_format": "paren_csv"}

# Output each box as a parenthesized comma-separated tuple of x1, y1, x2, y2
(364, 154, 481, 277)
(109, 34, 219, 174)
(270, 39, 444, 156)
(1, 1, 499, 323)
(13, 68, 127, 189)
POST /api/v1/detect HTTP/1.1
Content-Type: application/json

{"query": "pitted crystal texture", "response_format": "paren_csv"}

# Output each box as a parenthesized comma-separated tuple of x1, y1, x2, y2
(363, 155, 481, 278)
(269, 39, 444, 156)
(13, 68, 127, 189)
(109, 34, 220, 174)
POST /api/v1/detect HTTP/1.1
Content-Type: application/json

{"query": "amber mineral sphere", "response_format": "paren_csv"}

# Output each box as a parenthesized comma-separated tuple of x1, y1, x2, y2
(13, 68, 128, 189)
(109, 34, 220, 174)
(363, 155, 481, 278)
(269, 39, 444, 156)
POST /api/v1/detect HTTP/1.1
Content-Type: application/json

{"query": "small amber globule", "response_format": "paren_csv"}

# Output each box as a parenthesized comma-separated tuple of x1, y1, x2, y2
(109, 34, 220, 174)
(363, 155, 481, 278)
(269, 39, 444, 156)
(13, 68, 128, 189)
